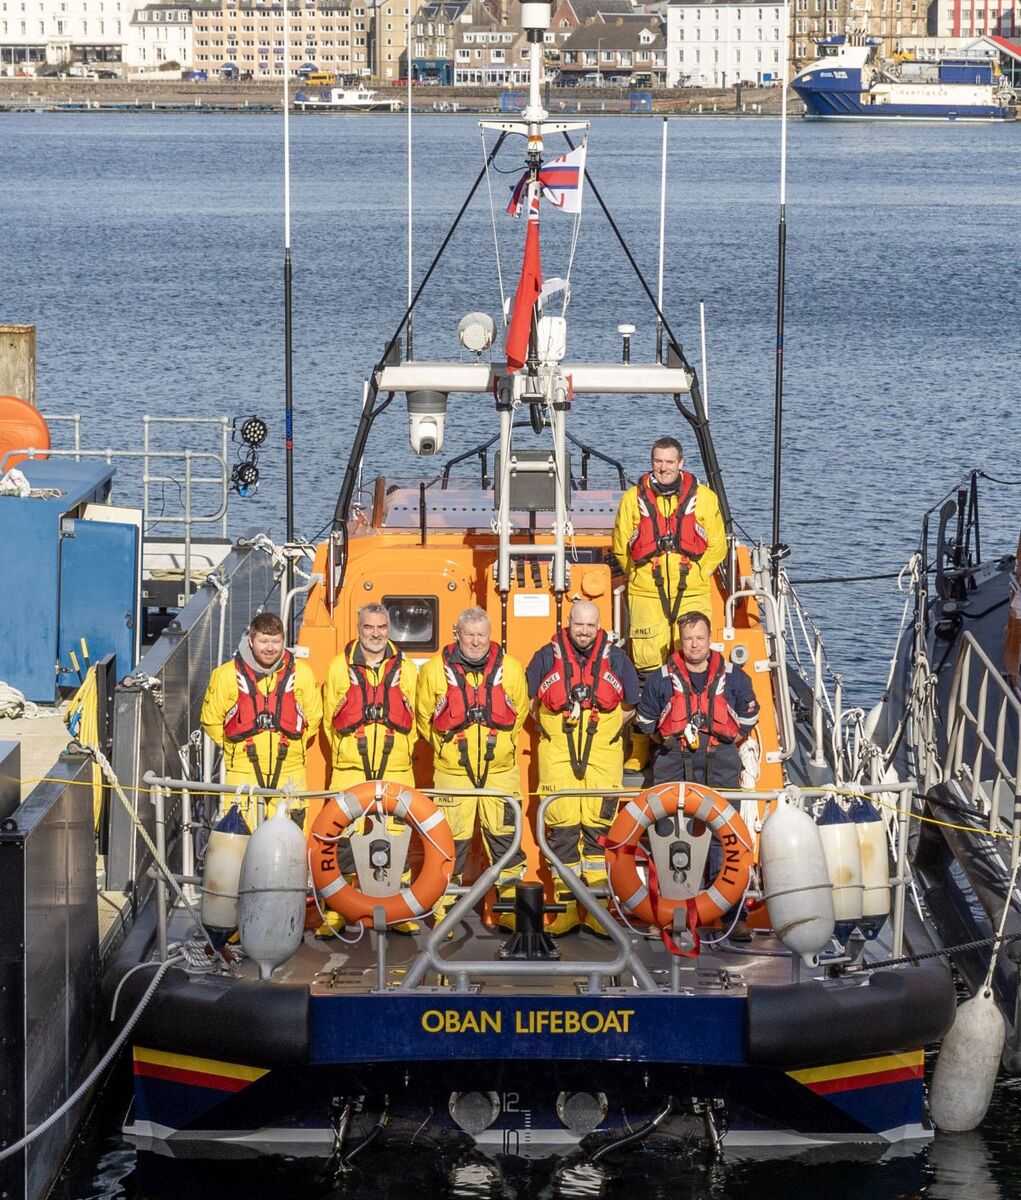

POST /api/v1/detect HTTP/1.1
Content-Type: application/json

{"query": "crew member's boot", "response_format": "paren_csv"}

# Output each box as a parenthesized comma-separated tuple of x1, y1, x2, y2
(580, 862, 613, 938)
(495, 869, 523, 932)
(546, 888, 581, 937)
(432, 874, 461, 932)
(623, 731, 650, 774)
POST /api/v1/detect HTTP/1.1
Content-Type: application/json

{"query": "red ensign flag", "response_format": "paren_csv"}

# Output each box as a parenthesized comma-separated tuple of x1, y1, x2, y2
(505, 190, 542, 372)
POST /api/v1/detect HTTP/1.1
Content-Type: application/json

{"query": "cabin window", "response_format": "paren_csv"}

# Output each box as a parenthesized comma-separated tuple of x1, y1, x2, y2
(383, 596, 439, 651)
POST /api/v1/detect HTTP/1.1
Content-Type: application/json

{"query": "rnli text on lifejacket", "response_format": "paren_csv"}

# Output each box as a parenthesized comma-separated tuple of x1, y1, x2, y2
(420, 1009, 635, 1035)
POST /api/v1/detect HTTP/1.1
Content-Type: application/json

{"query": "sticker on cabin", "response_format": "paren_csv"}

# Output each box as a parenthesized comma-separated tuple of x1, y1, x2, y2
(513, 594, 551, 618)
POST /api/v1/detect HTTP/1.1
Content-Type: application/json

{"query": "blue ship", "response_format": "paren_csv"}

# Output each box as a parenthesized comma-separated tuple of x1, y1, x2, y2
(791, 33, 1017, 121)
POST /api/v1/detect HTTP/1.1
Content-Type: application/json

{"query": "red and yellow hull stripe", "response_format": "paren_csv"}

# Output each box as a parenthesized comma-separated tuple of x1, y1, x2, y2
(787, 1050, 924, 1096)
(133, 1047, 268, 1094)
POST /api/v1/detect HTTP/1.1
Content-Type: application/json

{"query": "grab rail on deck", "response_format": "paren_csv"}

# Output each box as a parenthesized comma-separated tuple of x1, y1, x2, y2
(1, 444, 229, 600)
(141, 775, 918, 984)
(724, 586, 797, 763)
(1, 414, 231, 601)
(943, 631, 1021, 867)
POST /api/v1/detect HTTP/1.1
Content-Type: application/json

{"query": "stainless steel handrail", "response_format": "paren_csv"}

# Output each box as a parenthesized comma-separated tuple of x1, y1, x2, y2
(944, 631, 1021, 867)
(724, 587, 796, 761)
(2, 445, 229, 599)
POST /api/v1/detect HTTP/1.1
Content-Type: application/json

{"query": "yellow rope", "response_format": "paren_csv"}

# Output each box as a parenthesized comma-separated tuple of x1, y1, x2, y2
(8, 772, 1020, 842)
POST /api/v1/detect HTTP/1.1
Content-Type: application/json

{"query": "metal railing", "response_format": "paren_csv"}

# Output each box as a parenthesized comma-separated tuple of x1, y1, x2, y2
(143, 416, 230, 542)
(139, 774, 916, 984)
(943, 631, 1021, 867)
(724, 585, 797, 763)
(1, 444, 229, 600)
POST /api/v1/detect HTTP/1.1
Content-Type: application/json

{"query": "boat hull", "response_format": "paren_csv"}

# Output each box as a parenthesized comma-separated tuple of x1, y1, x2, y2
(122, 968, 952, 1158)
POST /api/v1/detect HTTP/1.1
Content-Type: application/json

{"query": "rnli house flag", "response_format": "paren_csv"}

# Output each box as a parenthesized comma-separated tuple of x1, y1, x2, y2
(507, 143, 587, 217)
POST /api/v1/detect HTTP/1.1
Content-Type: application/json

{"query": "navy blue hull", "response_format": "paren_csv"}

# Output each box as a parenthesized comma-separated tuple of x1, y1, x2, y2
(123, 969, 955, 1154)
(794, 86, 1012, 122)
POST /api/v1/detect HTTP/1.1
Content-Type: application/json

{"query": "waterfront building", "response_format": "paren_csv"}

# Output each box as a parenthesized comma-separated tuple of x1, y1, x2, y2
(931, 0, 1019, 38)
(127, 3, 203, 73)
(452, 1, 529, 85)
(190, 0, 370, 78)
(0, 0, 131, 72)
(666, 0, 783, 86)
(557, 14, 666, 84)
(370, 0, 410, 81)
(544, 0, 635, 75)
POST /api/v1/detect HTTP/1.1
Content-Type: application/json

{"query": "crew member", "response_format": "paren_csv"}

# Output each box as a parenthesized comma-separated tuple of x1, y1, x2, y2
(321, 603, 420, 933)
(323, 604, 418, 789)
(416, 607, 529, 927)
(635, 610, 759, 938)
(634, 610, 759, 790)
(201, 610, 322, 828)
(612, 436, 727, 672)
(612, 436, 727, 769)
(526, 600, 640, 935)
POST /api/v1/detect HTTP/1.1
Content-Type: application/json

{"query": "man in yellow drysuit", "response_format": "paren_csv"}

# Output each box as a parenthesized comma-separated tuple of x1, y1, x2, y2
(612, 435, 726, 769)
(201, 610, 322, 829)
(527, 600, 639, 935)
(321, 603, 420, 933)
(416, 606, 528, 929)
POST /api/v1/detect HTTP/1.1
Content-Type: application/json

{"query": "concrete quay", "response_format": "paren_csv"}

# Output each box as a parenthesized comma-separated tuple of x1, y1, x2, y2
(0, 77, 789, 115)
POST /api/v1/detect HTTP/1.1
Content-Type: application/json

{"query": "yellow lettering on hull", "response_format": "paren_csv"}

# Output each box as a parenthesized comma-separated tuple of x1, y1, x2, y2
(430, 1009, 636, 1035)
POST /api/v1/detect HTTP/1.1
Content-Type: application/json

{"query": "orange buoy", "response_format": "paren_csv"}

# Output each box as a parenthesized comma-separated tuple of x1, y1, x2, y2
(605, 782, 754, 929)
(0, 395, 49, 470)
(309, 779, 454, 927)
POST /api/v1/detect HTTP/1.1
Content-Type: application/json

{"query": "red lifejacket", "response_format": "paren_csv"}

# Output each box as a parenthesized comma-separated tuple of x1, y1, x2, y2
(432, 642, 518, 736)
(657, 650, 740, 745)
(628, 472, 709, 567)
(223, 651, 305, 743)
(536, 630, 625, 715)
(332, 643, 414, 735)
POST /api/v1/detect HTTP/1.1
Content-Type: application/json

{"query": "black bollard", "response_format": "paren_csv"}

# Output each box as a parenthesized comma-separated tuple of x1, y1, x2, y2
(498, 881, 561, 961)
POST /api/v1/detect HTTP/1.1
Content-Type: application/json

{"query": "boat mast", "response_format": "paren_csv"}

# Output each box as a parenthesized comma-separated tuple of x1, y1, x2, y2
(770, 0, 791, 591)
(406, 3, 414, 359)
(283, 0, 295, 640)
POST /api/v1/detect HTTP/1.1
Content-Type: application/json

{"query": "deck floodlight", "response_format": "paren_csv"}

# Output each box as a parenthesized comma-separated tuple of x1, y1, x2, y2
(240, 415, 268, 447)
(457, 312, 496, 356)
(231, 459, 260, 496)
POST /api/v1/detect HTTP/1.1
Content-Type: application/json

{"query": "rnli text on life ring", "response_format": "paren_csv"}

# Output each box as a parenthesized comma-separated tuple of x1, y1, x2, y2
(604, 782, 754, 928)
(310, 780, 454, 926)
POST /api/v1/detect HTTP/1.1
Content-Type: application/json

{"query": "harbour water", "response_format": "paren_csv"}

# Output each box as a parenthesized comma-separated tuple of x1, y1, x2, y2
(2, 112, 1020, 1196)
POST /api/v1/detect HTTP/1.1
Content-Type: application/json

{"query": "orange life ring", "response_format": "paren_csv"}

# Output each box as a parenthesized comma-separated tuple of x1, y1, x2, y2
(309, 780, 455, 927)
(604, 782, 754, 928)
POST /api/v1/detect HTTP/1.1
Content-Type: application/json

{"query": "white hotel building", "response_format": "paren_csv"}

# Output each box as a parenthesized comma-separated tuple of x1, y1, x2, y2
(666, 0, 785, 87)
(0, 0, 130, 70)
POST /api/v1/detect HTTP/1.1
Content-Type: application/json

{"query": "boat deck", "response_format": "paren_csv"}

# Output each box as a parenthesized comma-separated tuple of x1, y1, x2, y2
(2, 708, 73, 800)
(271, 919, 798, 996)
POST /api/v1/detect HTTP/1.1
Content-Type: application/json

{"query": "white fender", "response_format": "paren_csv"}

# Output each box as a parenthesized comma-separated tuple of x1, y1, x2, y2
(817, 801, 864, 929)
(855, 808, 891, 923)
(760, 796, 835, 963)
(862, 702, 883, 743)
(200, 825, 250, 932)
(238, 804, 308, 980)
(930, 990, 1005, 1132)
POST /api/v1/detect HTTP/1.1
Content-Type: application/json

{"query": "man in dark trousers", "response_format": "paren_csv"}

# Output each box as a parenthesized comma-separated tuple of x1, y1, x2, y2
(634, 610, 758, 789)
